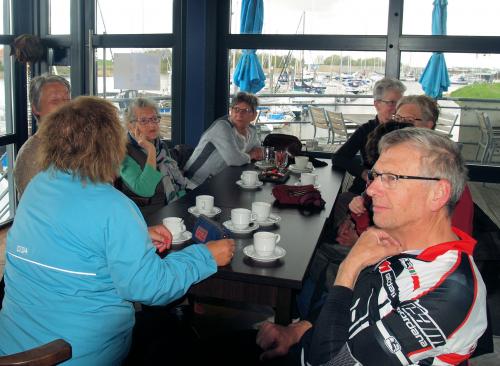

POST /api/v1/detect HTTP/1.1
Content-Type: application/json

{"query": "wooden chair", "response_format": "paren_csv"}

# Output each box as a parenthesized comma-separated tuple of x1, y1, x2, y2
(309, 106, 332, 143)
(324, 110, 357, 144)
(435, 112, 459, 138)
(0, 339, 72, 366)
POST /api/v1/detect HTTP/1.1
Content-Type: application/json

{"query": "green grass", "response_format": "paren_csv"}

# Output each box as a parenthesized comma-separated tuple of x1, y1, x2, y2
(450, 82, 500, 99)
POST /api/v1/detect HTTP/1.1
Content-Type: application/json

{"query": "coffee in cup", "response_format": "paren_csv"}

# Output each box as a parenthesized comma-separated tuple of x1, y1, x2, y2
(300, 172, 318, 186)
(231, 208, 256, 230)
(196, 195, 214, 214)
(253, 231, 281, 257)
(252, 201, 271, 222)
(294, 156, 309, 170)
(241, 170, 258, 186)
(163, 217, 186, 240)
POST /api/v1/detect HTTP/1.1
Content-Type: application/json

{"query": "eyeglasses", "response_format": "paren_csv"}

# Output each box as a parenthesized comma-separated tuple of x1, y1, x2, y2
(379, 99, 398, 106)
(133, 116, 161, 125)
(392, 114, 423, 124)
(368, 169, 441, 189)
(231, 106, 253, 115)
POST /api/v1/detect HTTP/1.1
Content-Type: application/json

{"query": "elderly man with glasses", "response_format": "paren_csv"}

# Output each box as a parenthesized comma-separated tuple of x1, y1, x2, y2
(184, 91, 264, 186)
(119, 97, 195, 217)
(257, 128, 487, 366)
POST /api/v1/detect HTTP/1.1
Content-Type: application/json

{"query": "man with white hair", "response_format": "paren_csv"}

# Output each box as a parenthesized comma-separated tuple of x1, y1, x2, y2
(258, 128, 487, 366)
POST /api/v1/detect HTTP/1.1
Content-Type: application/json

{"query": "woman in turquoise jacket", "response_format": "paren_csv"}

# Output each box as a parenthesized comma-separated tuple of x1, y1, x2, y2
(0, 96, 234, 365)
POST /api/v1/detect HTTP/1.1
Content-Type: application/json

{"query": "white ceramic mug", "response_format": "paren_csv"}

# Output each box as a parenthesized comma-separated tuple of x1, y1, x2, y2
(196, 195, 214, 214)
(300, 172, 318, 186)
(163, 217, 186, 240)
(241, 170, 258, 186)
(252, 201, 271, 222)
(253, 231, 281, 257)
(294, 156, 309, 170)
(231, 208, 257, 230)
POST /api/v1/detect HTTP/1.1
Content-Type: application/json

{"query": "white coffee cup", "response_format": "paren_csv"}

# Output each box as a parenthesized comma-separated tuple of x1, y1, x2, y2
(252, 201, 271, 222)
(163, 217, 186, 240)
(231, 208, 256, 230)
(241, 170, 258, 186)
(294, 156, 309, 170)
(300, 172, 318, 186)
(253, 231, 281, 257)
(196, 195, 214, 214)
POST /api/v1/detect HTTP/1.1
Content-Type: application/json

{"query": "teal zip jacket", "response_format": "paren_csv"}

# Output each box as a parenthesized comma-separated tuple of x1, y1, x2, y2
(0, 169, 216, 365)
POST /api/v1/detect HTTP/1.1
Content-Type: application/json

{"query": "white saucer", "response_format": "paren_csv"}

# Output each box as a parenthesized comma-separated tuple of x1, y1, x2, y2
(188, 206, 222, 218)
(255, 213, 282, 227)
(294, 182, 320, 189)
(222, 220, 259, 234)
(255, 160, 275, 170)
(236, 180, 264, 189)
(288, 163, 314, 173)
(171, 231, 192, 245)
(243, 245, 286, 262)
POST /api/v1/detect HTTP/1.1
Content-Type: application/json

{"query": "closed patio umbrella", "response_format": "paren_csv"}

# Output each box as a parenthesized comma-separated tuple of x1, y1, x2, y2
(233, 0, 266, 94)
(419, 0, 450, 99)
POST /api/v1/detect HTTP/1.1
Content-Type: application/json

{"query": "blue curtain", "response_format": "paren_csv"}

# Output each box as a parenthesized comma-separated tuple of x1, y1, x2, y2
(419, 0, 450, 99)
(233, 0, 266, 94)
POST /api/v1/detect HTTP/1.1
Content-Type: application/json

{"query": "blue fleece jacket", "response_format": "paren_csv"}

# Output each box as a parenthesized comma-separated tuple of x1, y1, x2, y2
(0, 169, 216, 365)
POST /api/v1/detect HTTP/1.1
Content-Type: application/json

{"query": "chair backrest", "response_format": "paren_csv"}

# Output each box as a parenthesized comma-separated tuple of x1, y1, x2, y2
(0, 339, 72, 366)
(435, 113, 458, 137)
(325, 110, 350, 144)
(262, 133, 302, 156)
(309, 106, 329, 129)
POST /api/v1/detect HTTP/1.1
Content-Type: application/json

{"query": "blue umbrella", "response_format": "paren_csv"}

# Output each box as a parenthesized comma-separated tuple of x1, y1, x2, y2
(233, 0, 266, 94)
(419, 0, 450, 99)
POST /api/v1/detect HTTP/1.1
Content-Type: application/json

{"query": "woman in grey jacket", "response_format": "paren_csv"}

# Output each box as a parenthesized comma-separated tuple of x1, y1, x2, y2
(185, 92, 264, 186)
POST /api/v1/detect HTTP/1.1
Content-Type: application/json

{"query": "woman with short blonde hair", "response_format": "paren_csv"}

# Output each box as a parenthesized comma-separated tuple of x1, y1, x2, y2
(0, 96, 234, 364)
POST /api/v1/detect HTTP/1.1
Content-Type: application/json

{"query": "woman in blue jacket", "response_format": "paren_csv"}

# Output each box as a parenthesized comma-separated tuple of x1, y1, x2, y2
(0, 96, 234, 365)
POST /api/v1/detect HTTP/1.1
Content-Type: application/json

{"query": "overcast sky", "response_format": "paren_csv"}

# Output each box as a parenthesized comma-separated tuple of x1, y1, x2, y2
(48, 0, 499, 69)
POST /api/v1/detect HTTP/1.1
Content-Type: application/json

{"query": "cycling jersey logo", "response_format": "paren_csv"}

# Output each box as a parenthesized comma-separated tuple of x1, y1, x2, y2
(397, 302, 446, 348)
(401, 258, 421, 290)
(384, 336, 401, 354)
(378, 260, 392, 273)
(379, 260, 399, 303)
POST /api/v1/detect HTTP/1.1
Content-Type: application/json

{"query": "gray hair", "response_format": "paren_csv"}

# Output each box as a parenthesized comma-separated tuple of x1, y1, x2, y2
(378, 127, 467, 215)
(29, 73, 71, 112)
(373, 77, 406, 101)
(397, 95, 440, 129)
(230, 92, 259, 112)
(125, 97, 160, 123)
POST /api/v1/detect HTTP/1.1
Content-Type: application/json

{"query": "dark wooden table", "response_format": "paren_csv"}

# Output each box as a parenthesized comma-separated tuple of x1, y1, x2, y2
(146, 161, 344, 324)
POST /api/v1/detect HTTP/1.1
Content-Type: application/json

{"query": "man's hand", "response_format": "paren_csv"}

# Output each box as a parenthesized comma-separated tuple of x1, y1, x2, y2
(206, 239, 235, 266)
(336, 219, 359, 247)
(335, 228, 402, 289)
(348, 195, 366, 215)
(249, 146, 264, 161)
(256, 321, 312, 360)
(148, 225, 172, 253)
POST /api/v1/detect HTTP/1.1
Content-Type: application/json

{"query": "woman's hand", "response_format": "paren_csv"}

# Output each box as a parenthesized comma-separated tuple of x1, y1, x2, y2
(147, 225, 172, 253)
(336, 219, 359, 247)
(348, 195, 366, 215)
(206, 239, 236, 266)
(133, 127, 157, 167)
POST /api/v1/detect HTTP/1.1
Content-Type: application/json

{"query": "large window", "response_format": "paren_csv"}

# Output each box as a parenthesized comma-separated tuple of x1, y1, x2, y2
(97, 47, 173, 140)
(403, 0, 500, 36)
(95, 0, 173, 34)
(231, 0, 389, 35)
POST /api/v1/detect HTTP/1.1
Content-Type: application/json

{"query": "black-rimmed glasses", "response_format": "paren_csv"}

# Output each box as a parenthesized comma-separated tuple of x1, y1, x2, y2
(379, 99, 398, 106)
(231, 106, 253, 115)
(133, 116, 161, 125)
(392, 113, 423, 124)
(368, 169, 441, 189)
